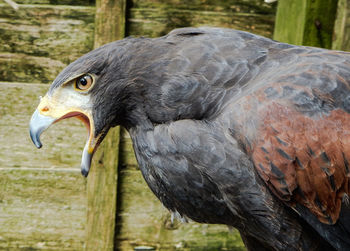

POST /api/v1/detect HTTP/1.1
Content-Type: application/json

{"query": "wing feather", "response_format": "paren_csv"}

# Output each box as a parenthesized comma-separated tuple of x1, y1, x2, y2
(250, 101, 350, 224)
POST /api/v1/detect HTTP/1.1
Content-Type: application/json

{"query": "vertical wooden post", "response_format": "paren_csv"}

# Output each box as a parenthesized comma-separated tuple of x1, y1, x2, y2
(273, 0, 338, 48)
(94, 0, 126, 49)
(85, 0, 126, 250)
(85, 128, 121, 250)
(332, 0, 350, 51)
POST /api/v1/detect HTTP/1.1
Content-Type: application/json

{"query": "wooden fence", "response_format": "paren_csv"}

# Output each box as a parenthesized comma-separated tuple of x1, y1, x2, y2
(2, 0, 350, 250)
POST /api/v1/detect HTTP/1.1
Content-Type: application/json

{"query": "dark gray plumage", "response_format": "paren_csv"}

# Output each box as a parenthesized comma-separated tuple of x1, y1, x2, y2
(30, 27, 350, 250)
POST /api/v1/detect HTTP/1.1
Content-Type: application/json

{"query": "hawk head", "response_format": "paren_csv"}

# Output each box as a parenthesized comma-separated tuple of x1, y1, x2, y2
(29, 39, 140, 177)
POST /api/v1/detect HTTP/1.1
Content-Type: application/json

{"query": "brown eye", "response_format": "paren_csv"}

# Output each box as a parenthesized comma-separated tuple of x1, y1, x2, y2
(75, 74, 93, 91)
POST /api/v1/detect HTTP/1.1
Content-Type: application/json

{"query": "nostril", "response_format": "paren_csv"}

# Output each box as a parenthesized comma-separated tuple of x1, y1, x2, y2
(41, 106, 49, 112)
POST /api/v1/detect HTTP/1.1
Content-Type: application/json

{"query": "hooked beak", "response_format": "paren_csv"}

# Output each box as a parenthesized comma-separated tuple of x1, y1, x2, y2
(29, 95, 101, 177)
(29, 109, 55, 149)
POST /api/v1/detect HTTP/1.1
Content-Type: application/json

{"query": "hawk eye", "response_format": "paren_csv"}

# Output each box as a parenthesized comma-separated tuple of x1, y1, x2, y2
(75, 74, 93, 91)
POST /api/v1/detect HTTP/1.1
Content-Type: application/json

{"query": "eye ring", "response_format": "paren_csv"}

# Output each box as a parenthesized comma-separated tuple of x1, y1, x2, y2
(75, 74, 93, 91)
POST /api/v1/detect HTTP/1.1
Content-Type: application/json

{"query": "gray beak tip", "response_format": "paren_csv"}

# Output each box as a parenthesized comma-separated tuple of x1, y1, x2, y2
(29, 129, 43, 149)
(81, 147, 92, 178)
(81, 168, 89, 177)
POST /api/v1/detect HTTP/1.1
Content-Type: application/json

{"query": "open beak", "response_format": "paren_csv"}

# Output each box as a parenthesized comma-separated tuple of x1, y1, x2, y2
(29, 95, 101, 177)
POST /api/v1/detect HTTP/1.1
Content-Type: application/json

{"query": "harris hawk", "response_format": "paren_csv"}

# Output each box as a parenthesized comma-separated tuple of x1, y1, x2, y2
(29, 27, 350, 250)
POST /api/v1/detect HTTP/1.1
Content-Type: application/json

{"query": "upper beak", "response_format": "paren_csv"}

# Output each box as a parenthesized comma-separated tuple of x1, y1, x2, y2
(29, 95, 100, 177)
(29, 109, 55, 149)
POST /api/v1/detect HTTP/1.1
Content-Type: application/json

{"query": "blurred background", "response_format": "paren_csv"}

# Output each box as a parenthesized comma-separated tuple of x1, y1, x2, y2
(0, 0, 348, 250)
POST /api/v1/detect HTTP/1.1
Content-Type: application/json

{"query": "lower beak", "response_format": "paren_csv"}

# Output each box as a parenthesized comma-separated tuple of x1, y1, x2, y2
(29, 108, 99, 177)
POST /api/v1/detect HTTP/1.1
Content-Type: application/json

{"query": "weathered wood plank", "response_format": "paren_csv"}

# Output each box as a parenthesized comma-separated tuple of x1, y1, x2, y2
(14, 0, 94, 5)
(130, 0, 276, 14)
(0, 4, 95, 83)
(0, 169, 86, 250)
(85, 0, 126, 250)
(274, 0, 338, 48)
(332, 0, 350, 51)
(302, 0, 338, 48)
(272, 0, 306, 45)
(0, 53, 65, 84)
(128, 8, 275, 38)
